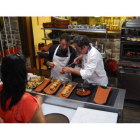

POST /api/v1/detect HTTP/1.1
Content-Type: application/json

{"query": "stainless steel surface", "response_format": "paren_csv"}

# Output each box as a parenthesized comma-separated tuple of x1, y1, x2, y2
(30, 87, 126, 116)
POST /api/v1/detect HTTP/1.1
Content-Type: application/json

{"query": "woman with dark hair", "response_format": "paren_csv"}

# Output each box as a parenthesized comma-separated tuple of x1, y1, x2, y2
(0, 54, 45, 123)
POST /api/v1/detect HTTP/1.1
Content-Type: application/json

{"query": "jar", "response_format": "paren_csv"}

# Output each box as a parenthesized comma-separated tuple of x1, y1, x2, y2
(87, 25, 90, 29)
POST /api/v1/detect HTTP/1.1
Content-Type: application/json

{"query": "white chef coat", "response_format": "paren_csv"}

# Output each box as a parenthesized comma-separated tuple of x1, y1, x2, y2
(51, 45, 71, 82)
(80, 45, 108, 86)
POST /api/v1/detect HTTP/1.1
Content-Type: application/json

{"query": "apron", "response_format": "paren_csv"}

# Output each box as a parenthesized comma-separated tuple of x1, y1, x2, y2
(51, 45, 71, 82)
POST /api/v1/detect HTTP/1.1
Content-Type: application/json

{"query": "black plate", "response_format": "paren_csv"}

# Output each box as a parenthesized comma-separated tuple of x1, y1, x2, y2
(45, 113, 69, 123)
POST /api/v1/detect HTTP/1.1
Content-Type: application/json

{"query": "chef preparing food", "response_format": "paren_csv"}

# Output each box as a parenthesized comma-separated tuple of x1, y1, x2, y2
(44, 33, 76, 82)
(62, 35, 108, 87)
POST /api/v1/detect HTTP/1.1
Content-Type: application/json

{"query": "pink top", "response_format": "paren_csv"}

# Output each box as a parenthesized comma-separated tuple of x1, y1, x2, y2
(0, 92, 39, 123)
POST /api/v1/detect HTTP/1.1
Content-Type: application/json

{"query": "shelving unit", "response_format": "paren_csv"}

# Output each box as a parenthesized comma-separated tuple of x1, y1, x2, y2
(41, 28, 107, 45)
(38, 28, 108, 75)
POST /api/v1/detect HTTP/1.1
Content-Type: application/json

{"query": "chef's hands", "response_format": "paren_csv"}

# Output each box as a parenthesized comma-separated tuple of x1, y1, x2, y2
(74, 57, 80, 64)
(74, 54, 83, 64)
(60, 69, 65, 74)
(61, 67, 72, 74)
(47, 61, 54, 68)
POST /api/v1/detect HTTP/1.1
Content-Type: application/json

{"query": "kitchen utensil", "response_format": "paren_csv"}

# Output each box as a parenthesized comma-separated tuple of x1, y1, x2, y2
(81, 83, 86, 93)
(66, 62, 74, 67)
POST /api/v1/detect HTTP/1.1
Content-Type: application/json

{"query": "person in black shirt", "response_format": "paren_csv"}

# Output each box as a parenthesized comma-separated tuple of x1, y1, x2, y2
(44, 33, 76, 82)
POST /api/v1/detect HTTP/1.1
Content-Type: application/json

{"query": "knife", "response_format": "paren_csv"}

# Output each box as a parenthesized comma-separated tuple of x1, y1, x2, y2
(66, 62, 75, 67)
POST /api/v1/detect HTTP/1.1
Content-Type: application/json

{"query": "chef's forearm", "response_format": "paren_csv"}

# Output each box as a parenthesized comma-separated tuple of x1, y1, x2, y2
(46, 61, 51, 66)
(70, 68, 81, 76)
(77, 54, 83, 60)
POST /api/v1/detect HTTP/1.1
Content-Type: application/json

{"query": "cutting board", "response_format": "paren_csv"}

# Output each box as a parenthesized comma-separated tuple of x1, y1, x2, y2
(71, 107, 118, 123)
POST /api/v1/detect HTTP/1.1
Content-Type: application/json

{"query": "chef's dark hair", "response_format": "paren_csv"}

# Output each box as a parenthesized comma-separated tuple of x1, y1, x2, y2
(73, 35, 89, 49)
(60, 33, 70, 42)
(0, 54, 27, 111)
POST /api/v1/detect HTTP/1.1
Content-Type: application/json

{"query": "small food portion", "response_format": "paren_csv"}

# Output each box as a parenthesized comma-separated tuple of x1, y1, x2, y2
(61, 83, 73, 97)
(50, 79, 61, 90)
(26, 76, 44, 89)
(60, 69, 65, 74)
(50, 85, 55, 90)
(43, 79, 62, 95)
(137, 38, 140, 41)
(131, 37, 137, 41)
(126, 37, 130, 40)
(53, 62, 57, 66)
(76, 89, 91, 96)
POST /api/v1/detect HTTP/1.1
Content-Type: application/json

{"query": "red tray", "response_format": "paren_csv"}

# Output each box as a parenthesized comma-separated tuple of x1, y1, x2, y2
(35, 79, 51, 92)
(43, 80, 62, 95)
(58, 82, 78, 98)
(93, 86, 112, 105)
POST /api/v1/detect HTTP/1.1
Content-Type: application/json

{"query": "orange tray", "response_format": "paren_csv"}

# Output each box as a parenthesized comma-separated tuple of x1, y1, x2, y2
(43, 80, 63, 95)
(93, 86, 112, 105)
(35, 79, 51, 92)
(58, 82, 78, 98)
(76, 89, 91, 96)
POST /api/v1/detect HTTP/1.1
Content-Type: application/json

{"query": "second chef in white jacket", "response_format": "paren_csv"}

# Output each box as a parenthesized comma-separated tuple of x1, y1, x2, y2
(62, 35, 108, 87)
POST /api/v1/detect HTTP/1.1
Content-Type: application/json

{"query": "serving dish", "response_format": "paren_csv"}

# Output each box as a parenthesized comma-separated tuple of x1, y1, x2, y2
(43, 79, 62, 95)
(93, 86, 112, 105)
(26, 76, 45, 89)
(58, 82, 78, 98)
(35, 78, 51, 92)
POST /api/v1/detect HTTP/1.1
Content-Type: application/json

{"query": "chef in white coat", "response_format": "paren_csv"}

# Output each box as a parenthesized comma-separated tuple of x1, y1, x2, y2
(62, 35, 108, 86)
(44, 33, 76, 82)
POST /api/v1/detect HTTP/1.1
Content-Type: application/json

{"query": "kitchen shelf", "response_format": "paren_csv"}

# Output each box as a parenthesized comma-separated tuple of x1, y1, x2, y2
(42, 38, 74, 42)
(41, 28, 107, 33)
(42, 38, 60, 41)
(122, 27, 140, 29)
(121, 35, 140, 37)
(121, 41, 140, 43)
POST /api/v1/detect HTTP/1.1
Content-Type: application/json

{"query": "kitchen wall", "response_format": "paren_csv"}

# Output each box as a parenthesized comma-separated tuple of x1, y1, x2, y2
(0, 17, 22, 54)
(31, 17, 52, 55)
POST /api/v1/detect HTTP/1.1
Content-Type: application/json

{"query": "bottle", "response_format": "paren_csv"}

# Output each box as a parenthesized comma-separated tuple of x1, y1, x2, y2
(95, 41, 98, 49)
(101, 44, 104, 53)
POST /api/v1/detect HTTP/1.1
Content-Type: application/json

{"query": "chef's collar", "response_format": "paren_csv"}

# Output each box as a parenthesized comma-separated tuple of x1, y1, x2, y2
(85, 45, 92, 54)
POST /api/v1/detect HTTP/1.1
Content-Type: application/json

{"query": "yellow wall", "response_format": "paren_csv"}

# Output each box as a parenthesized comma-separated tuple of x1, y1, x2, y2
(31, 17, 52, 55)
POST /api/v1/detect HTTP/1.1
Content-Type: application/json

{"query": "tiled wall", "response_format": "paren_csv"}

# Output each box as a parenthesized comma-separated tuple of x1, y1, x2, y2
(90, 38, 120, 64)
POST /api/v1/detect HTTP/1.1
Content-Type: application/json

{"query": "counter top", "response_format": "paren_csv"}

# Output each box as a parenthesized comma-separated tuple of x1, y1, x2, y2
(29, 83, 126, 117)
